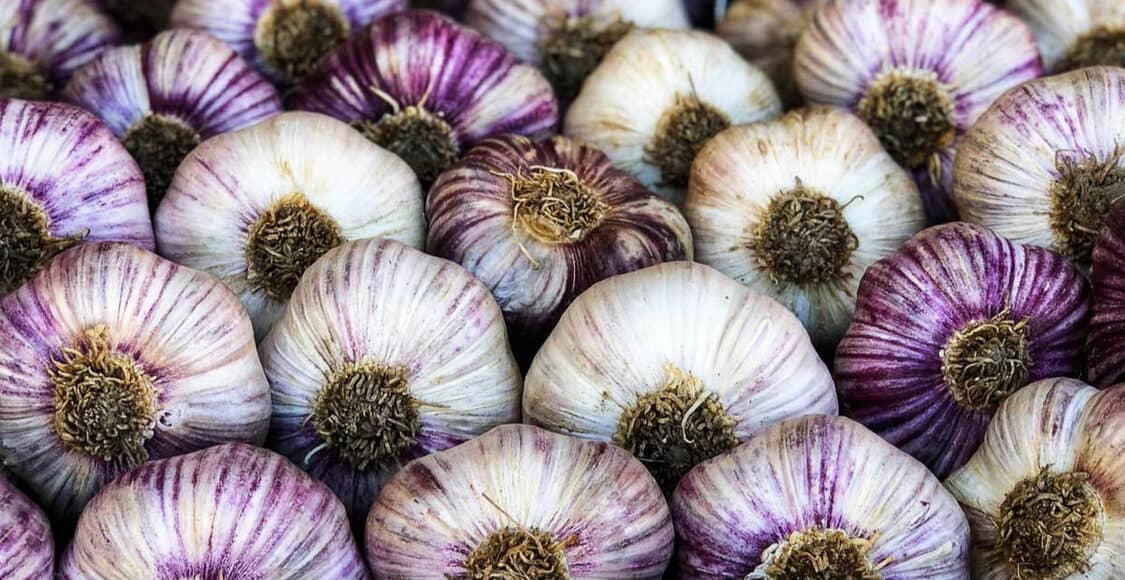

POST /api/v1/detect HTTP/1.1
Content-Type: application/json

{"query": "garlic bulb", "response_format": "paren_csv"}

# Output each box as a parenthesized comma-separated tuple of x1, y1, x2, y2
(1089, 202, 1125, 387)
(0, 0, 119, 101)
(954, 66, 1125, 270)
(835, 222, 1089, 478)
(673, 415, 970, 578)
(1005, 0, 1125, 72)
(65, 29, 282, 210)
(465, 0, 690, 102)
(0, 475, 54, 579)
(0, 242, 270, 522)
(171, 0, 405, 85)
(427, 134, 692, 362)
(154, 111, 424, 339)
(524, 261, 837, 491)
(565, 28, 782, 205)
(293, 10, 558, 185)
(685, 107, 925, 348)
(367, 424, 674, 578)
(261, 238, 522, 523)
(718, 0, 828, 106)
(0, 98, 153, 296)
(794, 0, 1042, 223)
(946, 378, 1125, 578)
(62, 443, 369, 579)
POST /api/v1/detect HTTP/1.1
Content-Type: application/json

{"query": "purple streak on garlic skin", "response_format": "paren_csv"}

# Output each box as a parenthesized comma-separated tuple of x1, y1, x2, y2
(0, 0, 120, 97)
(0, 476, 54, 579)
(1089, 203, 1125, 387)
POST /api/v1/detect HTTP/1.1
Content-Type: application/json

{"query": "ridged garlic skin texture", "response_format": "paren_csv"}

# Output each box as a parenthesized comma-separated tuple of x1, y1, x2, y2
(686, 107, 924, 348)
(673, 415, 970, 578)
(366, 424, 674, 578)
(0, 476, 54, 579)
(0, 0, 120, 93)
(1090, 204, 1125, 387)
(260, 238, 522, 522)
(1005, 0, 1125, 71)
(61, 443, 370, 580)
(0, 243, 270, 522)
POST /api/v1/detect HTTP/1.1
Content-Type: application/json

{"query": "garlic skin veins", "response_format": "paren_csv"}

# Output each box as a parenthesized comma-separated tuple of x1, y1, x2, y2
(154, 111, 425, 340)
(686, 107, 925, 349)
(1089, 202, 1125, 387)
(0, 475, 54, 579)
(565, 28, 782, 206)
(1005, 0, 1125, 71)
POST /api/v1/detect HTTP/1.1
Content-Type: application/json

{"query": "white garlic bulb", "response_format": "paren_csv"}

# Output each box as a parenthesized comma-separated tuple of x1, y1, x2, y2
(1005, 0, 1125, 72)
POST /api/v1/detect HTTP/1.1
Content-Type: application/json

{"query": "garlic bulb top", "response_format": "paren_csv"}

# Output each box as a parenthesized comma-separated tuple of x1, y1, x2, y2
(794, 0, 1042, 223)
(154, 111, 425, 340)
(564, 28, 782, 205)
(171, 0, 405, 85)
(367, 424, 674, 579)
(65, 29, 283, 211)
(465, 0, 690, 102)
(293, 10, 558, 185)
(0, 0, 119, 101)
(0, 243, 271, 522)
(1005, 0, 1125, 71)
(62, 443, 370, 579)
(954, 66, 1125, 270)
(524, 261, 837, 492)
(0, 475, 53, 579)
(686, 107, 925, 348)
(1089, 202, 1125, 387)
(673, 415, 970, 578)
(0, 98, 153, 296)
(946, 378, 1125, 578)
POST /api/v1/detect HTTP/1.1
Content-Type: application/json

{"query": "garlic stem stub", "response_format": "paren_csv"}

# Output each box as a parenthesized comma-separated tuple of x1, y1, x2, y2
(0, 243, 271, 523)
(292, 10, 559, 185)
(686, 107, 925, 349)
(954, 66, 1125, 271)
(1004, 0, 1125, 72)
(794, 0, 1042, 224)
(835, 223, 1090, 478)
(0, 98, 153, 296)
(426, 135, 692, 362)
(261, 238, 522, 524)
(154, 111, 425, 340)
(1089, 202, 1125, 387)
(61, 443, 369, 579)
(946, 378, 1125, 578)
(0, 475, 54, 579)
(366, 424, 674, 578)
(64, 30, 282, 212)
(524, 261, 837, 492)
(673, 415, 970, 578)
(565, 28, 782, 206)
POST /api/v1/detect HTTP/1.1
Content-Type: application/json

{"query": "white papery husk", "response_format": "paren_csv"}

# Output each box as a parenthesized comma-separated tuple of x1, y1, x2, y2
(1005, 0, 1125, 71)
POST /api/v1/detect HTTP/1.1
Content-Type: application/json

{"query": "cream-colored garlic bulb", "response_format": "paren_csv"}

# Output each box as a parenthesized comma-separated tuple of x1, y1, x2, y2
(1005, 0, 1125, 72)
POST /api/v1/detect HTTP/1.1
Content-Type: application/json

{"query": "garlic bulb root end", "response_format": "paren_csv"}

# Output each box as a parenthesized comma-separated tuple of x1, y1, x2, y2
(645, 95, 732, 190)
(1062, 27, 1125, 71)
(503, 165, 610, 247)
(749, 181, 859, 286)
(940, 306, 1032, 412)
(464, 524, 572, 578)
(1048, 146, 1125, 268)
(0, 52, 52, 101)
(354, 103, 460, 185)
(122, 114, 202, 211)
(856, 70, 955, 176)
(752, 528, 883, 580)
(245, 193, 346, 302)
(0, 187, 86, 295)
(540, 15, 634, 102)
(256, 0, 350, 84)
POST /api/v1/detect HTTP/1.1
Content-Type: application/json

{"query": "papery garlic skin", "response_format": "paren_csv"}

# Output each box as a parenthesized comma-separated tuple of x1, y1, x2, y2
(1005, 0, 1125, 71)
(155, 111, 425, 340)
(366, 424, 673, 578)
(0, 476, 54, 579)
(62, 443, 369, 579)
(674, 415, 970, 578)
(1089, 202, 1125, 387)
(954, 67, 1125, 270)
(795, 0, 1042, 223)
(565, 28, 782, 205)
(686, 107, 925, 349)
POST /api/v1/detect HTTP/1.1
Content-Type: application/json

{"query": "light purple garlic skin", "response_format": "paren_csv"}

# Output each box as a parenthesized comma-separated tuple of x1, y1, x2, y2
(0, 475, 54, 579)
(673, 415, 971, 578)
(61, 443, 370, 579)
(1090, 202, 1125, 387)
(367, 424, 674, 578)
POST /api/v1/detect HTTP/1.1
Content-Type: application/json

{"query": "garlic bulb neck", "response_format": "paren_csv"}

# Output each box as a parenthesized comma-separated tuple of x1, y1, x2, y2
(309, 362, 419, 471)
(749, 183, 859, 285)
(245, 193, 345, 302)
(997, 468, 1103, 580)
(857, 70, 955, 175)
(646, 95, 732, 190)
(1063, 27, 1125, 71)
(122, 114, 202, 210)
(507, 166, 610, 245)
(540, 16, 634, 102)
(355, 105, 460, 184)
(940, 307, 1031, 412)
(464, 526, 571, 579)
(1048, 148, 1125, 268)
(0, 52, 52, 101)
(49, 325, 157, 465)
(0, 187, 84, 295)
(751, 528, 881, 580)
(256, 0, 349, 84)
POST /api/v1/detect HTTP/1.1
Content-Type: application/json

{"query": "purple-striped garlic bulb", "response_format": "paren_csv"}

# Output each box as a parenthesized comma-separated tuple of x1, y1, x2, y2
(565, 28, 782, 205)
(673, 415, 970, 578)
(0, 98, 152, 296)
(795, 0, 1042, 223)
(171, 0, 405, 85)
(293, 10, 558, 185)
(835, 222, 1090, 478)
(260, 238, 521, 524)
(367, 424, 674, 578)
(0, 243, 270, 522)
(154, 111, 425, 339)
(62, 443, 369, 579)
(0, 475, 54, 579)
(427, 135, 692, 361)
(1004, 0, 1125, 72)
(954, 66, 1125, 271)
(0, 0, 119, 101)
(946, 378, 1125, 578)
(685, 107, 925, 349)
(1089, 202, 1125, 387)
(465, 0, 689, 102)
(524, 261, 837, 492)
